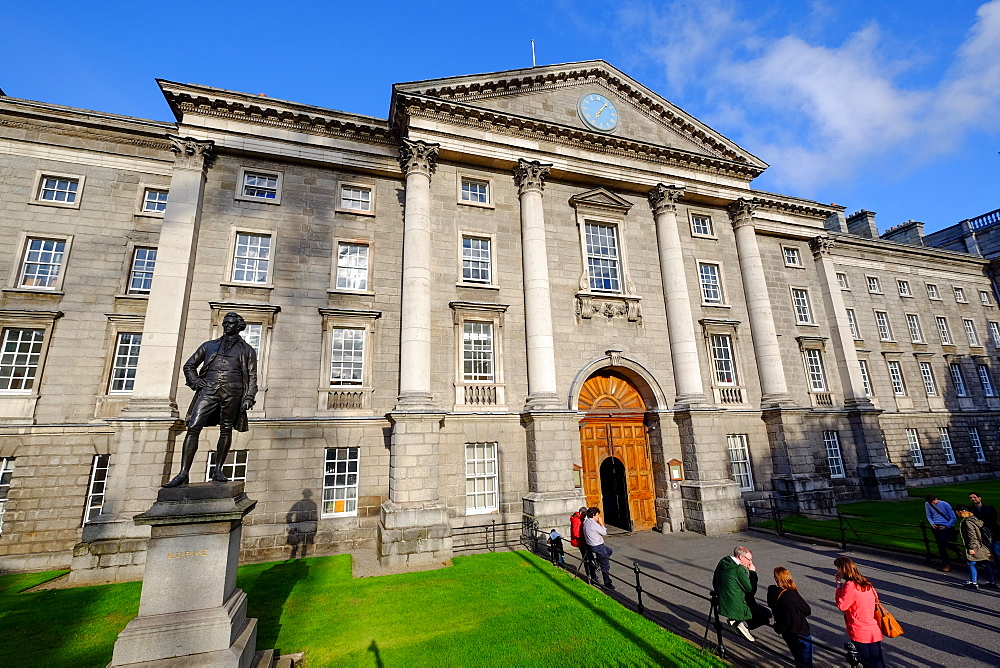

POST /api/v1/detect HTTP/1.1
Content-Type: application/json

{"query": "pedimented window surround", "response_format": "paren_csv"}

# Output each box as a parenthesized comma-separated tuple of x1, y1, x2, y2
(570, 188, 641, 323)
(0, 309, 62, 424)
(318, 307, 380, 416)
(700, 318, 748, 407)
(450, 301, 508, 411)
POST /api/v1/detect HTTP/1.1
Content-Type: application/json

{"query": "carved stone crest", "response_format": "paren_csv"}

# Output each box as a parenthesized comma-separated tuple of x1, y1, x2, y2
(576, 294, 642, 322)
(513, 159, 551, 195)
(398, 139, 439, 178)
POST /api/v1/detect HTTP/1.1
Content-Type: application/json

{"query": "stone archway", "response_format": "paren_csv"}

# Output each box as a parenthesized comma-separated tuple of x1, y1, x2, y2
(578, 371, 657, 531)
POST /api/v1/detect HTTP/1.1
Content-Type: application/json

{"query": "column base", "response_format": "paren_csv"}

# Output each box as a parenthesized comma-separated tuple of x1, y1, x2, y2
(760, 392, 798, 409)
(672, 392, 712, 410)
(524, 392, 562, 411)
(393, 391, 436, 411)
(377, 500, 453, 569)
(679, 480, 747, 535)
(120, 397, 180, 419)
(771, 474, 836, 516)
(857, 463, 907, 501)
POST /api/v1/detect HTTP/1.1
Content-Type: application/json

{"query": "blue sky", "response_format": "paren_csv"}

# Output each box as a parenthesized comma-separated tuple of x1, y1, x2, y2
(2, 0, 997, 234)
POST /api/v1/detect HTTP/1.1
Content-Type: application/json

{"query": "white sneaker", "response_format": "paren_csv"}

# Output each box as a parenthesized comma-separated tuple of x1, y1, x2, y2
(732, 620, 755, 642)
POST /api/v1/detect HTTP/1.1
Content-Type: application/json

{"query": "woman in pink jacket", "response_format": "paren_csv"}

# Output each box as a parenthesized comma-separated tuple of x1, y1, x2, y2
(834, 557, 885, 668)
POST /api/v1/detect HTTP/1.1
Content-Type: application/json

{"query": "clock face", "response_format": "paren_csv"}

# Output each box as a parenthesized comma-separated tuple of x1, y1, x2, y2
(578, 93, 619, 132)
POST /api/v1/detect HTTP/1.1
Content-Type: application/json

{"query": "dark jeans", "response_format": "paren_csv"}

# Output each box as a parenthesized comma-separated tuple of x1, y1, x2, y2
(579, 545, 597, 582)
(781, 633, 814, 668)
(590, 543, 613, 585)
(932, 526, 955, 566)
(855, 641, 886, 668)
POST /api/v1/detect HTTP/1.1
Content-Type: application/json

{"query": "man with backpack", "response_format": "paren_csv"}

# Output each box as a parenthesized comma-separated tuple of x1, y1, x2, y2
(968, 493, 1000, 568)
(925, 494, 958, 572)
(957, 506, 997, 589)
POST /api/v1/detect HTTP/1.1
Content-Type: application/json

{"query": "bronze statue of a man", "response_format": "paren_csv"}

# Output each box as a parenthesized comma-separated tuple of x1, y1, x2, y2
(164, 312, 258, 487)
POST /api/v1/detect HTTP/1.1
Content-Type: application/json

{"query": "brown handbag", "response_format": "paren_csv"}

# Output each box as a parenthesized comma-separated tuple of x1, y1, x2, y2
(874, 590, 904, 638)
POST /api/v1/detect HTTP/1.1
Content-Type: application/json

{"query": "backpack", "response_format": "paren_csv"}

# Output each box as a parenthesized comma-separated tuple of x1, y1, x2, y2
(979, 522, 994, 549)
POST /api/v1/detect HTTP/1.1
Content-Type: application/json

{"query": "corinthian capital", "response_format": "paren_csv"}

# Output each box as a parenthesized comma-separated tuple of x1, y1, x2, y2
(727, 198, 758, 229)
(647, 183, 685, 217)
(398, 139, 439, 178)
(168, 135, 214, 171)
(809, 235, 836, 258)
(513, 159, 552, 195)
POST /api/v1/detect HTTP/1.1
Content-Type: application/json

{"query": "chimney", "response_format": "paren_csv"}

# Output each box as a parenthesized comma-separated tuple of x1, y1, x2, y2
(824, 207, 847, 233)
(846, 209, 878, 238)
(880, 220, 925, 246)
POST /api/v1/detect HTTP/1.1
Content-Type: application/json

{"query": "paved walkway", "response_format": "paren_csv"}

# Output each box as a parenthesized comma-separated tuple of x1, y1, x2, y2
(566, 529, 1000, 667)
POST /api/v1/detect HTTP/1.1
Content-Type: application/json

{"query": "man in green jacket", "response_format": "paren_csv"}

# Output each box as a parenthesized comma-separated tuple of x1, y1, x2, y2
(712, 545, 760, 641)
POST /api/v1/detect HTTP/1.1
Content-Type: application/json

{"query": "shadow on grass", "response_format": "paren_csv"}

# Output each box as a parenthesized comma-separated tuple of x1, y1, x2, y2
(242, 558, 310, 654)
(368, 640, 384, 667)
(511, 551, 684, 667)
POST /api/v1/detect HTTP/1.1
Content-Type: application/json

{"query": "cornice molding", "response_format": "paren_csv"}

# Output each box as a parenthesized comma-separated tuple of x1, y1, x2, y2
(0, 117, 172, 152)
(752, 195, 836, 220)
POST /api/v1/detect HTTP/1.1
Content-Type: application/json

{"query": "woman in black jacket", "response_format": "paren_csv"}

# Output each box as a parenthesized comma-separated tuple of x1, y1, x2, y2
(767, 566, 813, 667)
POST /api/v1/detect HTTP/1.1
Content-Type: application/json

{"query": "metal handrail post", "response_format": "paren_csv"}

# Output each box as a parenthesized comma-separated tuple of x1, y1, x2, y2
(838, 511, 848, 550)
(920, 521, 932, 563)
(632, 562, 645, 614)
(710, 590, 726, 658)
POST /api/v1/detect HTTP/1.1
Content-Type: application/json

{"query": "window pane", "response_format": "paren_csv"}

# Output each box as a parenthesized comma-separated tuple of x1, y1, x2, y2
(465, 442, 499, 512)
(142, 188, 168, 213)
(462, 237, 491, 284)
(0, 328, 45, 391)
(128, 247, 157, 294)
(699, 264, 722, 304)
(330, 328, 365, 386)
(207, 449, 249, 482)
(711, 334, 736, 385)
(323, 447, 360, 516)
(341, 185, 372, 211)
(461, 179, 489, 204)
(84, 454, 111, 523)
(232, 233, 271, 283)
(824, 431, 845, 478)
(585, 223, 621, 293)
(19, 238, 66, 288)
(243, 172, 278, 199)
(463, 322, 494, 382)
(336, 243, 370, 291)
(109, 333, 142, 394)
(727, 434, 754, 491)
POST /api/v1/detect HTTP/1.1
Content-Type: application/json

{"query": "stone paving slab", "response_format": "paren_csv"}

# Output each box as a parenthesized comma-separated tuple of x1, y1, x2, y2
(574, 529, 1000, 667)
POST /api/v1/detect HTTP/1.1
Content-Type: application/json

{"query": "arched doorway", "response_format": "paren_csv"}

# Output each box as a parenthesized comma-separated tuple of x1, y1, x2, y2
(579, 371, 656, 531)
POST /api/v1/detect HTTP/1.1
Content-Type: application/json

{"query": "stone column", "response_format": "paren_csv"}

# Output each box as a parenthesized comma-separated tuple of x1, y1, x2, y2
(514, 159, 560, 410)
(395, 138, 439, 410)
(123, 136, 214, 418)
(728, 198, 793, 407)
(648, 184, 708, 407)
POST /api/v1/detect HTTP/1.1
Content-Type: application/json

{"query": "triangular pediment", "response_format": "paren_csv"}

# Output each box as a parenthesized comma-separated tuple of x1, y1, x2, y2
(393, 61, 767, 174)
(569, 187, 633, 214)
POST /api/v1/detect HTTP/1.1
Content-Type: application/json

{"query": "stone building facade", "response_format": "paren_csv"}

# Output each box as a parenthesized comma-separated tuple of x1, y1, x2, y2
(1, 61, 998, 580)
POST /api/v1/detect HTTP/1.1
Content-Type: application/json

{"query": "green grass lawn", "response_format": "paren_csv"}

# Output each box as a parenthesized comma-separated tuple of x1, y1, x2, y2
(0, 551, 724, 668)
(759, 479, 1000, 555)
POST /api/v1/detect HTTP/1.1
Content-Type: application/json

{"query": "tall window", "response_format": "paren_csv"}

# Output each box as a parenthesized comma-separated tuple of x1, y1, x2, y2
(989, 322, 1000, 346)
(950, 363, 969, 397)
(142, 188, 168, 213)
(897, 280, 911, 297)
(858, 360, 873, 396)
(791, 289, 813, 324)
(846, 309, 860, 339)
(907, 428, 925, 467)
(462, 237, 491, 284)
(939, 428, 957, 465)
(824, 431, 845, 478)
(837, 273, 849, 290)
(232, 232, 271, 284)
(462, 323, 495, 383)
(690, 214, 713, 236)
(18, 238, 66, 289)
(711, 334, 737, 385)
(727, 434, 754, 491)
(887, 361, 906, 396)
(954, 287, 967, 302)
(207, 450, 249, 482)
(874, 311, 892, 341)
(0, 457, 14, 534)
(906, 314, 923, 343)
(340, 184, 372, 212)
(127, 247, 157, 295)
(867, 276, 881, 293)
(980, 290, 992, 306)
(460, 178, 489, 204)
(804, 350, 826, 391)
(978, 365, 996, 397)
(38, 176, 78, 203)
(926, 283, 940, 299)
(699, 263, 724, 304)
(936, 317, 952, 344)
(584, 223, 621, 293)
(323, 447, 359, 516)
(242, 171, 278, 200)
(335, 242, 370, 291)
(970, 428, 986, 462)
(964, 319, 980, 346)
(109, 333, 142, 394)
(0, 328, 45, 392)
(330, 328, 365, 386)
(83, 454, 110, 524)
(465, 442, 499, 514)
(919, 361, 938, 396)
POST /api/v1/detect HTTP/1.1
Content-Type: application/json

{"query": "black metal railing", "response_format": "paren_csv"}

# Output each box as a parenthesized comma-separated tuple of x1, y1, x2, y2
(746, 496, 937, 563)
(521, 522, 862, 667)
(452, 520, 524, 553)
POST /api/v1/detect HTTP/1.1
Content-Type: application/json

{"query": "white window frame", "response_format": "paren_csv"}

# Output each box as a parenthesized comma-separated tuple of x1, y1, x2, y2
(322, 447, 360, 517)
(954, 286, 967, 303)
(459, 234, 494, 287)
(0, 457, 15, 534)
(939, 427, 957, 465)
(108, 332, 142, 395)
(457, 174, 493, 209)
(970, 427, 986, 462)
(689, 211, 715, 238)
(926, 283, 940, 300)
(465, 442, 499, 514)
(919, 361, 938, 396)
(11, 234, 73, 292)
(978, 364, 996, 397)
(329, 327, 366, 387)
(937, 317, 952, 345)
(897, 280, 912, 297)
(791, 288, 814, 324)
(30, 170, 84, 209)
(783, 246, 803, 267)
(0, 310, 60, 420)
(336, 180, 376, 216)
(710, 333, 738, 386)
(846, 309, 861, 339)
(874, 311, 893, 341)
(907, 428, 925, 467)
(950, 363, 969, 397)
(837, 272, 850, 290)
(804, 349, 827, 392)
(139, 187, 169, 215)
(698, 262, 725, 305)
(125, 246, 157, 296)
(964, 319, 981, 347)
(867, 276, 882, 294)
(582, 220, 624, 294)
(0, 327, 46, 394)
(727, 434, 754, 491)
(824, 431, 845, 479)
(859, 359, 873, 396)
(989, 321, 1000, 347)
(319, 308, 380, 414)
(236, 167, 282, 204)
(83, 454, 111, 524)
(451, 302, 507, 410)
(981, 290, 993, 306)
(462, 321, 495, 383)
(906, 314, 923, 343)
(226, 229, 274, 286)
(887, 360, 906, 396)
(206, 449, 249, 482)
(333, 240, 371, 293)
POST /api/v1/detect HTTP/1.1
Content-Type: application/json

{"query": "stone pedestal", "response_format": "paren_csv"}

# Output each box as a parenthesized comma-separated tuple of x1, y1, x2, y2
(110, 483, 258, 667)
(772, 474, 836, 516)
(377, 500, 453, 569)
(679, 480, 748, 535)
(521, 410, 585, 537)
(857, 463, 908, 501)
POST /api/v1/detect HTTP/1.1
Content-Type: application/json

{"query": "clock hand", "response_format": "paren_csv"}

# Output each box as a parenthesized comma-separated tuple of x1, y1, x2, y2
(594, 102, 609, 118)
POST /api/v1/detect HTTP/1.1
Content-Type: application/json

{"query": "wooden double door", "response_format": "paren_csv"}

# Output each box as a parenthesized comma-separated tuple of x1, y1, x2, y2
(578, 373, 657, 532)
